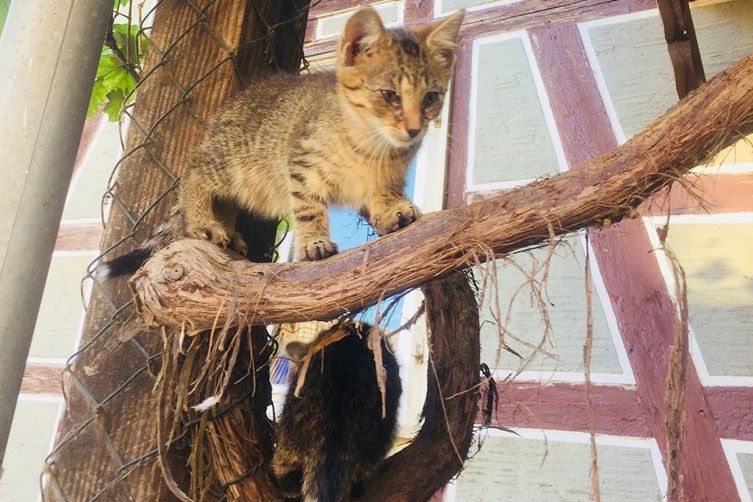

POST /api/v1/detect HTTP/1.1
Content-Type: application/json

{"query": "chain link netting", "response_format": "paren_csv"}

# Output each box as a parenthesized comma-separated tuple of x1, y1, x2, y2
(41, 1, 315, 500)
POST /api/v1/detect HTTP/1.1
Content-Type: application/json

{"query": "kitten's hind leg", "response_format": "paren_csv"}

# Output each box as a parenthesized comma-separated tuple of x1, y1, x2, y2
(291, 193, 338, 261)
(214, 199, 248, 255)
(272, 449, 304, 499)
(179, 169, 232, 248)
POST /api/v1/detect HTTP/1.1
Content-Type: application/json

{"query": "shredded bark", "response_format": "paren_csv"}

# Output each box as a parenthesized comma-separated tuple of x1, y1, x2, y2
(582, 238, 601, 502)
(659, 221, 691, 502)
(367, 325, 389, 419)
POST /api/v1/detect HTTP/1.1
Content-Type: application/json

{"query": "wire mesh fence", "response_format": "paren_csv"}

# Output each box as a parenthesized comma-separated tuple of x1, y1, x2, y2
(42, 1, 312, 500)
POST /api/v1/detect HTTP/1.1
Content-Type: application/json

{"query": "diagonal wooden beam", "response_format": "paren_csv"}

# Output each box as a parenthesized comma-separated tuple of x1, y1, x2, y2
(657, 0, 706, 98)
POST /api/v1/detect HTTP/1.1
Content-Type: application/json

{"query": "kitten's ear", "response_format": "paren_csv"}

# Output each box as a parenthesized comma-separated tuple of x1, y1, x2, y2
(416, 10, 465, 65)
(338, 7, 388, 66)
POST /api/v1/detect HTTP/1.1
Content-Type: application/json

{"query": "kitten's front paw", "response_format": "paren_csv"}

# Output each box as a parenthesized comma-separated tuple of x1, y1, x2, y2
(186, 222, 233, 249)
(299, 239, 339, 261)
(372, 201, 421, 236)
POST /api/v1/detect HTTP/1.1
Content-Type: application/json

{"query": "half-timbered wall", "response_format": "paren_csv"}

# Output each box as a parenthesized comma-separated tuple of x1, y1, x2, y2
(305, 1, 753, 500)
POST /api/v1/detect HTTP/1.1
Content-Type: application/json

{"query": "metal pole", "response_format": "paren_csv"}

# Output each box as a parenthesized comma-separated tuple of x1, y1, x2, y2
(0, 0, 112, 466)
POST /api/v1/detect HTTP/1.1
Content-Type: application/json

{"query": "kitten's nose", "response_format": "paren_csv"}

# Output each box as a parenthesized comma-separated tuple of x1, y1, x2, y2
(407, 128, 421, 139)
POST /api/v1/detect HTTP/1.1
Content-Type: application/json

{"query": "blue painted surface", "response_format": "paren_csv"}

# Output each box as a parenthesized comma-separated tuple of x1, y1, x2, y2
(327, 158, 417, 329)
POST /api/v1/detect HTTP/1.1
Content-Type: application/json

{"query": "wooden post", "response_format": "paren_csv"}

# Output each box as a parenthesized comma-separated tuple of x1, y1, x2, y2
(43, 1, 309, 500)
(656, 0, 706, 98)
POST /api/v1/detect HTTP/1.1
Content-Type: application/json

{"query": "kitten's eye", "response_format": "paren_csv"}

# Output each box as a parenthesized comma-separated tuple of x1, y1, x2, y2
(422, 91, 440, 107)
(381, 90, 401, 108)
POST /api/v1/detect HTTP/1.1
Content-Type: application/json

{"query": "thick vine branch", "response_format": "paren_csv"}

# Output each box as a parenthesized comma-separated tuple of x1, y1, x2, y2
(132, 53, 753, 332)
(361, 271, 480, 501)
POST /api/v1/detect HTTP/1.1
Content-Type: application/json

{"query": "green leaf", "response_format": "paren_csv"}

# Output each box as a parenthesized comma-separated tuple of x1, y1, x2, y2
(275, 217, 293, 256)
(90, 12, 150, 122)
(87, 80, 108, 118)
(90, 53, 136, 121)
(103, 90, 126, 122)
(96, 54, 136, 93)
(111, 23, 149, 66)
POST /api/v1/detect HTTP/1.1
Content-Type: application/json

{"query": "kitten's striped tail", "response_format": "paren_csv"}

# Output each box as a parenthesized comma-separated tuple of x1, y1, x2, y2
(97, 247, 152, 278)
(97, 206, 184, 279)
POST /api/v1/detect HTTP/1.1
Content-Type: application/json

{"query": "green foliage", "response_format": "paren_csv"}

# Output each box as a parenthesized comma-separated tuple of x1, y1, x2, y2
(0, 0, 11, 37)
(88, 51, 133, 121)
(112, 22, 149, 62)
(88, 7, 149, 122)
(273, 217, 293, 261)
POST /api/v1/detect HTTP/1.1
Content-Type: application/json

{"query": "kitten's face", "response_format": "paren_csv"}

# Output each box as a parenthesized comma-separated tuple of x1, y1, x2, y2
(336, 8, 464, 148)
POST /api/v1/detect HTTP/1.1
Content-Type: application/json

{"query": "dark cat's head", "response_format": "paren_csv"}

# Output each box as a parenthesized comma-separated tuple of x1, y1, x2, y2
(336, 7, 464, 147)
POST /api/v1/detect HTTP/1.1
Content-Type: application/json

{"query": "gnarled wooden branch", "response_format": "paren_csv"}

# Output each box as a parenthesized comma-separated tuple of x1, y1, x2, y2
(362, 271, 480, 501)
(131, 53, 753, 332)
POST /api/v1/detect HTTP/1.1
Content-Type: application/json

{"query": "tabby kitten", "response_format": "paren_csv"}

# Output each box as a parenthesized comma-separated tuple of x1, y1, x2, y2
(272, 321, 401, 502)
(101, 7, 464, 276)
